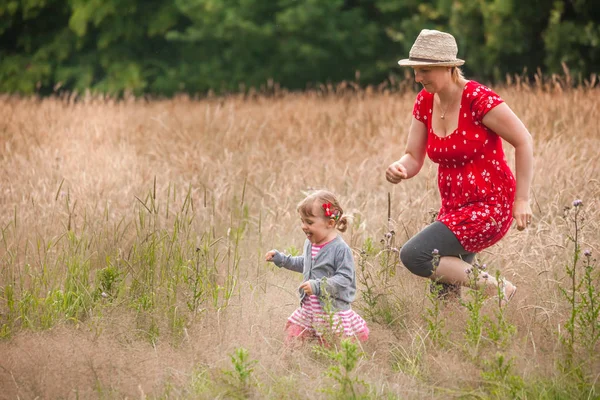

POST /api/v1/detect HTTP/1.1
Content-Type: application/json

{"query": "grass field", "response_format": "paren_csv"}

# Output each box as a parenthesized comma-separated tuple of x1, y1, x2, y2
(1, 80, 599, 399)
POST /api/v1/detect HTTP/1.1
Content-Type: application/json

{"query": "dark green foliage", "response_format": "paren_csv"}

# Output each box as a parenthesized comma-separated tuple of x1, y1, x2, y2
(1, 0, 598, 95)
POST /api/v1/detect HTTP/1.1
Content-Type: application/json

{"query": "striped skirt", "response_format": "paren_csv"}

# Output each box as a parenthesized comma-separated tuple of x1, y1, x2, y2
(286, 295, 369, 342)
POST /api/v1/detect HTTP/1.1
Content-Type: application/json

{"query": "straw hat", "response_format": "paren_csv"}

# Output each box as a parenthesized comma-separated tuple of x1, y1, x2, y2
(398, 29, 465, 67)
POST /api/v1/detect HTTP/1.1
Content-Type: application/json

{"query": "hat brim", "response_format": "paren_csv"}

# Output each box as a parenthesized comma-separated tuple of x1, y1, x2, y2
(397, 59, 465, 67)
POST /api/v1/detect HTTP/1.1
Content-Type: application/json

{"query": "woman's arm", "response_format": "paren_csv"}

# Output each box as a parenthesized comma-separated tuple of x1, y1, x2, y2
(482, 103, 534, 230)
(386, 117, 428, 183)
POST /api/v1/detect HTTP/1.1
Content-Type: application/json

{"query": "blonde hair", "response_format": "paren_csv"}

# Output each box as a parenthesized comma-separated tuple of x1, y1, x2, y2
(297, 190, 348, 233)
(451, 66, 464, 83)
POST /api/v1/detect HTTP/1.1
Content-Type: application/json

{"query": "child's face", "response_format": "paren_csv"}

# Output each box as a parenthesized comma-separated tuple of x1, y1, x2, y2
(299, 203, 336, 245)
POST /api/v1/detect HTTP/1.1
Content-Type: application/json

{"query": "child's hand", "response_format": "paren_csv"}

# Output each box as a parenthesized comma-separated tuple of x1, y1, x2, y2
(299, 281, 313, 295)
(265, 250, 277, 262)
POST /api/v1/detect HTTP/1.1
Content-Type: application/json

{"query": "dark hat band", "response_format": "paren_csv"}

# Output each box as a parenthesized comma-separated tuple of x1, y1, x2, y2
(409, 57, 458, 63)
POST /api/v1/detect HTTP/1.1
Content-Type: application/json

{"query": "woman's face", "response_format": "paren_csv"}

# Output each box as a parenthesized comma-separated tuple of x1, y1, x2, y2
(412, 66, 451, 93)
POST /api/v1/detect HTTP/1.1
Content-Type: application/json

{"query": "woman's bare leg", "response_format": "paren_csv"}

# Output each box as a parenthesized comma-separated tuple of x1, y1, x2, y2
(430, 256, 517, 303)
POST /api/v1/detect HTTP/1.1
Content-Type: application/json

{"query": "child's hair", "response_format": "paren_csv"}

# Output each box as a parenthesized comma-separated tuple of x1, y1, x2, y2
(297, 190, 349, 233)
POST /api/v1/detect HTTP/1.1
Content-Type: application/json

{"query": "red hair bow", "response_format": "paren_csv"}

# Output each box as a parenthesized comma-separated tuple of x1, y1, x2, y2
(322, 203, 333, 217)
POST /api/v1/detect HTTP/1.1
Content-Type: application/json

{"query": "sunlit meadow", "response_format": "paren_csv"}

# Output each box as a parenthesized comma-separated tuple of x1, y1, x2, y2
(1, 76, 599, 399)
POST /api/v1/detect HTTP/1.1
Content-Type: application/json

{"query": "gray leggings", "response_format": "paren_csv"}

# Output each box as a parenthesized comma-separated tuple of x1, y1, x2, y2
(400, 221, 475, 277)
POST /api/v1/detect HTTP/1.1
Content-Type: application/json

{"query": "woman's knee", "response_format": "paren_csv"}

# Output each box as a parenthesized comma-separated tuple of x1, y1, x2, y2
(400, 244, 433, 278)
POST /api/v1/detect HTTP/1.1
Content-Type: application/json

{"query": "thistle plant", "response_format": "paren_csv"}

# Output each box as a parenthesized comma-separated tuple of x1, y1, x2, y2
(558, 199, 600, 368)
(222, 347, 258, 399)
(355, 194, 405, 327)
(356, 247, 381, 322)
(424, 249, 448, 345)
(577, 249, 599, 354)
(378, 230, 400, 282)
(357, 235, 403, 328)
(561, 200, 583, 364)
(484, 270, 517, 348)
(481, 352, 524, 398)
(462, 262, 487, 352)
(314, 339, 369, 399)
(378, 192, 401, 283)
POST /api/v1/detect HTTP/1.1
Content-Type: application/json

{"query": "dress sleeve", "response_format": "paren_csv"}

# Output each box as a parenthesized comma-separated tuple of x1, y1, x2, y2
(470, 83, 504, 123)
(412, 89, 429, 123)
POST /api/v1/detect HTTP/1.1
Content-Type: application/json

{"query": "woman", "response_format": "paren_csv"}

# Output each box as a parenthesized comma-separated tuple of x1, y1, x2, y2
(386, 29, 533, 303)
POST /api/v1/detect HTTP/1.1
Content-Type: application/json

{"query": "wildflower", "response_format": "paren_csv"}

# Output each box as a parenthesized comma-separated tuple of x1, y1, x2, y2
(479, 263, 487, 270)
(583, 249, 592, 258)
(432, 248, 439, 256)
(101, 292, 108, 298)
(481, 272, 489, 279)
(573, 199, 583, 207)
(384, 232, 392, 240)
(465, 267, 473, 275)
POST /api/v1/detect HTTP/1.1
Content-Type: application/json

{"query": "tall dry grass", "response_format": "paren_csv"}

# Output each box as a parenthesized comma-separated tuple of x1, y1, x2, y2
(0, 80, 599, 399)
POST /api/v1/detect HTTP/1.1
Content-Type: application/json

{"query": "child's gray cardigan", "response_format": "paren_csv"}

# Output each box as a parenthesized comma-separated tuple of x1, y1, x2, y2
(271, 235, 356, 311)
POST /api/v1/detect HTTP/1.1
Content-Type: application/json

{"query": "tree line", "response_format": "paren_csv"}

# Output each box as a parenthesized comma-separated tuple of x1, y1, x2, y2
(1, 0, 598, 96)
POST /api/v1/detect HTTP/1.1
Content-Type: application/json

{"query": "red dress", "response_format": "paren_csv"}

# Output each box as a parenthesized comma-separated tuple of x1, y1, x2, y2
(413, 81, 516, 253)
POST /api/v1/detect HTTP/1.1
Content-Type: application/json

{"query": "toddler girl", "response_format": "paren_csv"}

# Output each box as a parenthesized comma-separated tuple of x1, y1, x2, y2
(265, 190, 369, 344)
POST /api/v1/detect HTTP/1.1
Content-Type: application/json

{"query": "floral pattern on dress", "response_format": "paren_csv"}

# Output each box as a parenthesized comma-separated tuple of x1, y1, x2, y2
(412, 81, 516, 253)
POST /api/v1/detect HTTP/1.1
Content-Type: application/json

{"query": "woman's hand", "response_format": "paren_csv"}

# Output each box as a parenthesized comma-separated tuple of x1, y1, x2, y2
(386, 161, 408, 184)
(513, 199, 532, 231)
(265, 250, 276, 262)
(299, 281, 313, 295)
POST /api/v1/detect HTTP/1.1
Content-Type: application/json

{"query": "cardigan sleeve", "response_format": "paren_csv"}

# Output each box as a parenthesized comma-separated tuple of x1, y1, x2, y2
(271, 251, 304, 273)
(271, 240, 309, 273)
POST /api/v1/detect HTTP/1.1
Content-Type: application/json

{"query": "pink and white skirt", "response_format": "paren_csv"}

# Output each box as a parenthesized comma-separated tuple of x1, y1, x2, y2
(286, 295, 369, 342)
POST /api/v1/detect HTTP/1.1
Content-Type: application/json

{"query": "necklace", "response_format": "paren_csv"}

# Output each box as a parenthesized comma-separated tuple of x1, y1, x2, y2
(437, 92, 459, 119)
(440, 102, 449, 119)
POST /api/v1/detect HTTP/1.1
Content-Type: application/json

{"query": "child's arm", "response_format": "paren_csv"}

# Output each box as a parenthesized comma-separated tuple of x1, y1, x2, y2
(265, 250, 304, 273)
(308, 247, 353, 297)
